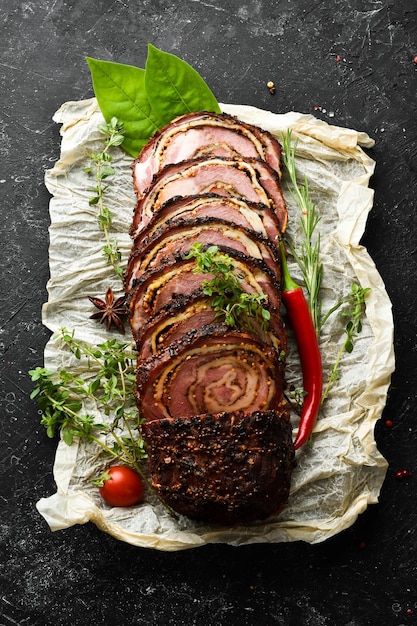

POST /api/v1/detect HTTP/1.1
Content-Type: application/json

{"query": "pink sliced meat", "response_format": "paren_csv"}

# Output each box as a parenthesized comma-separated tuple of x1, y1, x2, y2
(138, 293, 216, 359)
(136, 324, 286, 422)
(124, 217, 280, 291)
(132, 111, 283, 196)
(127, 249, 282, 344)
(131, 157, 287, 236)
(129, 194, 283, 244)
(138, 291, 287, 361)
(124, 110, 295, 525)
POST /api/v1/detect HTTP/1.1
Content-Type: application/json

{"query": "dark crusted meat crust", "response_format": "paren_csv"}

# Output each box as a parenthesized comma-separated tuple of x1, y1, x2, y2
(141, 409, 295, 525)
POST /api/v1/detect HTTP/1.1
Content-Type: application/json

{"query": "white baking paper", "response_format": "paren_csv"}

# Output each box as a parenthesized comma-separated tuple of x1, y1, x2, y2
(36, 98, 394, 550)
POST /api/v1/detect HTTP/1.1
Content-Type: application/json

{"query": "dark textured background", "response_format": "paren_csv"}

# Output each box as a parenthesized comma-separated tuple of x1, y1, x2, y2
(1, 1, 417, 624)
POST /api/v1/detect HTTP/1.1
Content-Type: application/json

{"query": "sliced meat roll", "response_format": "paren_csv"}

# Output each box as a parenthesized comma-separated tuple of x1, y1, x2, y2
(136, 324, 286, 422)
(138, 292, 215, 359)
(141, 409, 295, 524)
(137, 291, 287, 360)
(132, 111, 283, 196)
(131, 157, 287, 236)
(125, 110, 295, 525)
(124, 217, 280, 291)
(127, 249, 282, 343)
(129, 194, 283, 244)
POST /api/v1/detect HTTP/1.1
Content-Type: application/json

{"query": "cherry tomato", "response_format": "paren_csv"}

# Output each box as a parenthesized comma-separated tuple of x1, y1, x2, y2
(98, 465, 144, 507)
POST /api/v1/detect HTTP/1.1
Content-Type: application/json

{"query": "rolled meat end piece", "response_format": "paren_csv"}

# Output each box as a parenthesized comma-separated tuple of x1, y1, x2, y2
(141, 409, 295, 524)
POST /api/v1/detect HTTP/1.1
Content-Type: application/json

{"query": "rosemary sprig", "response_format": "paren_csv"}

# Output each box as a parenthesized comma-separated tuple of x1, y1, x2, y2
(29, 328, 147, 476)
(281, 130, 371, 404)
(85, 117, 125, 279)
(186, 242, 270, 332)
(281, 129, 323, 333)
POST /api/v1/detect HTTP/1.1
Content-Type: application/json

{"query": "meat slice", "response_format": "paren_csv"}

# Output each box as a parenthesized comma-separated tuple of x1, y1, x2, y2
(132, 111, 283, 196)
(131, 157, 287, 236)
(141, 409, 295, 524)
(129, 194, 283, 245)
(127, 249, 282, 343)
(124, 217, 280, 291)
(138, 292, 215, 359)
(136, 324, 285, 422)
(138, 291, 286, 360)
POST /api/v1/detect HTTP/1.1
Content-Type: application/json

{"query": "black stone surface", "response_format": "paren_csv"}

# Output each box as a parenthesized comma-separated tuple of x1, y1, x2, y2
(1, 1, 417, 624)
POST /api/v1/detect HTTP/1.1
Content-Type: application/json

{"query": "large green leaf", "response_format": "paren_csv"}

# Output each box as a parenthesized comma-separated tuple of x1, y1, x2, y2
(86, 48, 221, 157)
(144, 43, 221, 126)
(86, 57, 161, 157)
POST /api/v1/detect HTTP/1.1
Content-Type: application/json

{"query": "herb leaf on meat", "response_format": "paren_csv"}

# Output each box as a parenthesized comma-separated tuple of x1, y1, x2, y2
(187, 243, 270, 332)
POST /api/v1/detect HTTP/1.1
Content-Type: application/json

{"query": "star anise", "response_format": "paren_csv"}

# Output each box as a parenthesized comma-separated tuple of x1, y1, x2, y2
(88, 287, 128, 334)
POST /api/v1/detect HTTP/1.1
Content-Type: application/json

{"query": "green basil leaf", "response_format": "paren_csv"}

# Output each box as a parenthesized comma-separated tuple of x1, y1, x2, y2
(144, 43, 221, 125)
(86, 57, 162, 157)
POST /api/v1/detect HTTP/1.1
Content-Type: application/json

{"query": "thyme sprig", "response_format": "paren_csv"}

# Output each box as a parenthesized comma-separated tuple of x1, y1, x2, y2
(85, 117, 125, 279)
(186, 243, 270, 332)
(281, 129, 323, 333)
(321, 283, 370, 403)
(29, 328, 146, 476)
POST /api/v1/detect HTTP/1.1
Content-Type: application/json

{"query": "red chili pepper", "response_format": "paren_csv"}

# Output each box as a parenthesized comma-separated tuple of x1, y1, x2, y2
(279, 241, 323, 449)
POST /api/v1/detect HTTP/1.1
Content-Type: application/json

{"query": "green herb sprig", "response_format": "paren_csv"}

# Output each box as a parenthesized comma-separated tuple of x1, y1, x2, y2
(186, 243, 270, 332)
(85, 117, 125, 279)
(321, 283, 370, 402)
(29, 328, 146, 475)
(281, 129, 323, 333)
(281, 130, 370, 404)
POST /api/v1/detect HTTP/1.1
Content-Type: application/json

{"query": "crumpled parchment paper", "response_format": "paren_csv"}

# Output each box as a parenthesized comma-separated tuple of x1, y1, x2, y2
(36, 98, 395, 551)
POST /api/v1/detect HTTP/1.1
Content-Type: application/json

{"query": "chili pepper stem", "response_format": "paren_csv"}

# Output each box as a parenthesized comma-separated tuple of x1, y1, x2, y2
(279, 239, 300, 292)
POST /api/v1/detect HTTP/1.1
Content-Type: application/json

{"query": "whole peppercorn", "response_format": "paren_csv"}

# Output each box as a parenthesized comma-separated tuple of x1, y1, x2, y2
(266, 80, 276, 95)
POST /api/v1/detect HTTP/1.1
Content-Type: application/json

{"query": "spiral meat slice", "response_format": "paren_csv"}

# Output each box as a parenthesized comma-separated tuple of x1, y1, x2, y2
(132, 111, 283, 197)
(124, 217, 280, 291)
(129, 194, 283, 244)
(131, 156, 287, 236)
(136, 324, 285, 422)
(127, 250, 282, 344)
(137, 291, 286, 360)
